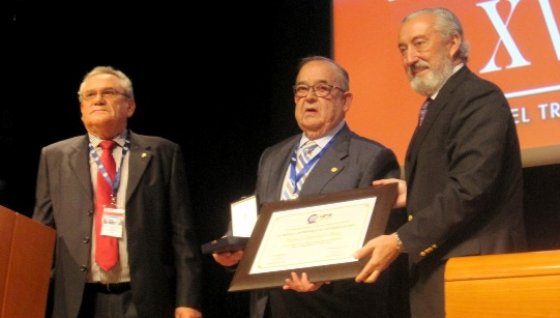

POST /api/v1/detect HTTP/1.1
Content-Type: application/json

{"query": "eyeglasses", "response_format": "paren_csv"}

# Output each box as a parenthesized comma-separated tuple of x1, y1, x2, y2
(293, 83, 346, 98)
(81, 88, 128, 101)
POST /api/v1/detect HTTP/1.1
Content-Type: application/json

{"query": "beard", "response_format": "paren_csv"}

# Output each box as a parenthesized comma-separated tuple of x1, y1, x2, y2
(408, 55, 454, 96)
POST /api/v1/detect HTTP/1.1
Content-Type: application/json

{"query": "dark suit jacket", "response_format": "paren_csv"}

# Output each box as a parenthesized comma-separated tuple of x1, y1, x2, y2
(33, 131, 202, 318)
(400, 67, 527, 317)
(252, 124, 407, 318)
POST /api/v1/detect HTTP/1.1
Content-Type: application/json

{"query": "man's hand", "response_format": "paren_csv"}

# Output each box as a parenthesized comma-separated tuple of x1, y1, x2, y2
(212, 250, 244, 267)
(354, 233, 401, 283)
(282, 272, 329, 292)
(175, 306, 202, 318)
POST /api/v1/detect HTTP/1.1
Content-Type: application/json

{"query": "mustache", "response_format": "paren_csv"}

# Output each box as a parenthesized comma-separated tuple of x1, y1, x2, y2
(409, 60, 430, 74)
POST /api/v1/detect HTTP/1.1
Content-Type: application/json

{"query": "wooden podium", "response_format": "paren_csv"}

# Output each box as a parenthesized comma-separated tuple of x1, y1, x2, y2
(0, 205, 55, 318)
(445, 250, 560, 317)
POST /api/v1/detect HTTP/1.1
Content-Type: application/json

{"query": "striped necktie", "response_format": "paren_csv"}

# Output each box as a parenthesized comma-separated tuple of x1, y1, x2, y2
(418, 98, 431, 126)
(281, 141, 319, 200)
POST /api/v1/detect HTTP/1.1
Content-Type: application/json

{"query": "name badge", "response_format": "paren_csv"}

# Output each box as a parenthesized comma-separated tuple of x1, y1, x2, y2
(101, 206, 125, 238)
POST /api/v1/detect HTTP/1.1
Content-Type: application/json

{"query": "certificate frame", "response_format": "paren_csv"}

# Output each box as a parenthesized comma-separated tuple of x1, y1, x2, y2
(228, 184, 397, 292)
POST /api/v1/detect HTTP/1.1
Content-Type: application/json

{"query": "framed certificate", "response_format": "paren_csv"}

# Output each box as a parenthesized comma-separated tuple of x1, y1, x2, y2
(228, 184, 397, 292)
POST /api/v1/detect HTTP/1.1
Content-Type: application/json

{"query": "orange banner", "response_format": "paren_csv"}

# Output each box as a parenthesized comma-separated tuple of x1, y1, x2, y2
(334, 0, 560, 166)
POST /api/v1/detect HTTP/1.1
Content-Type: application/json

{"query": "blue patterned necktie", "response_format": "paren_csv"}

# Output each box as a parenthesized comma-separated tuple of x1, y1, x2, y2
(281, 141, 319, 200)
(418, 98, 431, 126)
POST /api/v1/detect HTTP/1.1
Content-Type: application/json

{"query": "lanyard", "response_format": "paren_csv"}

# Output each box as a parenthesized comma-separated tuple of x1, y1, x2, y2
(288, 134, 337, 194)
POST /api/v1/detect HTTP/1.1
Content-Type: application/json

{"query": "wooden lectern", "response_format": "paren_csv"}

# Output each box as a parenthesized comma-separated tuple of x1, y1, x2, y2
(0, 205, 55, 318)
(445, 250, 560, 317)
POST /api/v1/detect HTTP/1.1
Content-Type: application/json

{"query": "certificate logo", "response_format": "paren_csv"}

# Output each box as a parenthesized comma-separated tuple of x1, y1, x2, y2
(307, 213, 332, 224)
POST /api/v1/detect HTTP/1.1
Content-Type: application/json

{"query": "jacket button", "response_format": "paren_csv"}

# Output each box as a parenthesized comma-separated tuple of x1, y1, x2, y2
(83, 236, 90, 244)
(408, 214, 413, 222)
(87, 209, 93, 216)
(80, 265, 88, 272)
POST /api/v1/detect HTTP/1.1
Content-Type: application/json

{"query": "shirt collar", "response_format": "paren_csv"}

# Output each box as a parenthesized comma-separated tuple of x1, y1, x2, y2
(88, 131, 127, 148)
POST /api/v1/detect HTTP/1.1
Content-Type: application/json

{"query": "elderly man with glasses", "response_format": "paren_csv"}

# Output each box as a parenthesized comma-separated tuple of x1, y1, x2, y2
(213, 56, 410, 318)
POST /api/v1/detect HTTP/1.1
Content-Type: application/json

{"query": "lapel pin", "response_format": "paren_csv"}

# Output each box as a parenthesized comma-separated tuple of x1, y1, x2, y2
(330, 167, 338, 173)
(141, 152, 147, 159)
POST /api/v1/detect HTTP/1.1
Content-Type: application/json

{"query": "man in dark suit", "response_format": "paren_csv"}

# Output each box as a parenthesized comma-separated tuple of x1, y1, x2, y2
(214, 56, 409, 317)
(354, 8, 527, 318)
(32, 66, 202, 318)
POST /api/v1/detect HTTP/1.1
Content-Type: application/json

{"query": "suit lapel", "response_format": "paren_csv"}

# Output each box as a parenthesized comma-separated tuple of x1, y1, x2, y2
(126, 132, 151, 203)
(268, 137, 298, 201)
(406, 67, 470, 181)
(299, 126, 349, 196)
(69, 136, 94, 199)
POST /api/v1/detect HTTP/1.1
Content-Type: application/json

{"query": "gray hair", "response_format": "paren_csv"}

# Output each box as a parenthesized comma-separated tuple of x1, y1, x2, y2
(297, 56, 350, 91)
(78, 66, 134, 102)
(403, 7, 469, 63)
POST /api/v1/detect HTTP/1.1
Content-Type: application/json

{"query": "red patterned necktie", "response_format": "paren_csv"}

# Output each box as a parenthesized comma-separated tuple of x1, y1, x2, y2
(95, 140, 118, 271)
